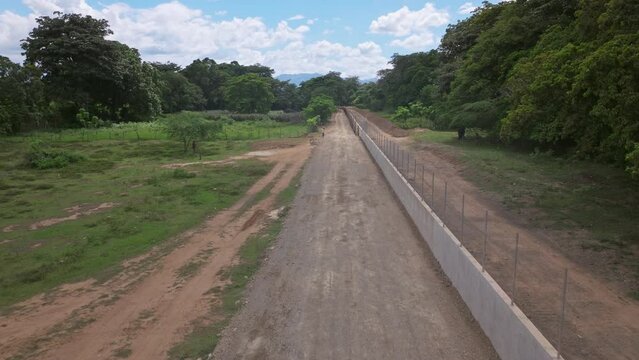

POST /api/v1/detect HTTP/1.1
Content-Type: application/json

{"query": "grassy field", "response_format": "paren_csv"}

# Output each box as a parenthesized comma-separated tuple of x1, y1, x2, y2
(413, 130, 639, 291)
(0, 124, 304, 309)
(168, 171, 303, 359)
(20, 116, 307, 143)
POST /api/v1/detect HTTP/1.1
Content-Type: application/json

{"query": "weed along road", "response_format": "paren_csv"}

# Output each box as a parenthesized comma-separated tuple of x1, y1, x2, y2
(213, 112, 498, 359)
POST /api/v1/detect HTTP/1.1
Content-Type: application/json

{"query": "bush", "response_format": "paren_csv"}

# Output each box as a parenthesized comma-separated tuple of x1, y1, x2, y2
(162, 112, 223, 152)
(626, 143, 639, 179)
(75, 108, 110, 128)
(303, 95, 336, 125)
(25, 140, 85, 169)
(306, 116, 319, 132)
(391, 101, 436, 129)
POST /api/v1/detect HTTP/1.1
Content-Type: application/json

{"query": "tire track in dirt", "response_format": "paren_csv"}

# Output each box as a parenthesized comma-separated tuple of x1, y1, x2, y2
(0, 143, 311, 360)
(351, 109, 639, 360)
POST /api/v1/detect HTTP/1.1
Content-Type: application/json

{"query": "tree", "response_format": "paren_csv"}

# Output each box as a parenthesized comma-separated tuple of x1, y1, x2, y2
(223, 73, 274, 113)
(271, 79, 302, 111)
(152, 63, 206, 113)
(299, 72, 359, 106)
(0, 56, 28, 134)
(181, 58, 227, 109)
(163, 112, 222, 152)
(377, 51, 441, 109)
(21, 12, 162, 123)
(303, 95, 336, 124)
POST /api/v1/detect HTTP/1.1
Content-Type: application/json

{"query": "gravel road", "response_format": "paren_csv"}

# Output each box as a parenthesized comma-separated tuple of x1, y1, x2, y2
(213, 112, 498, 360)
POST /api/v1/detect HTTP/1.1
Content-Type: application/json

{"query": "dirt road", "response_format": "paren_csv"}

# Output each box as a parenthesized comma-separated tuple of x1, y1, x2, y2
(213, 113, 498, 359)
(349, 108, 639, 360)
(0, 140, 310, 360)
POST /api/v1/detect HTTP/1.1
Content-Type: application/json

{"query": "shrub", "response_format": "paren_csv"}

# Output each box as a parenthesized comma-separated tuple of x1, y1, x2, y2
(25, 140, 85, 169)
(306, 116, 319, 132)
(162, 112, 223, 152)
(626, 143, 639, 179)
(303, 96, 336, 125)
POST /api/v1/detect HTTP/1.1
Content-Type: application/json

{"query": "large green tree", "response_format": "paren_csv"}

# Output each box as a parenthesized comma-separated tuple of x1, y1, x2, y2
(21, 12, 161, 123)
(152, 63, 206, 113)
(223, 73, 274, 113)
(299, 72, 359, 106)
(303, 95, 336, 124)
(271, 79, 302, 111)
(0, 56, 28, 134)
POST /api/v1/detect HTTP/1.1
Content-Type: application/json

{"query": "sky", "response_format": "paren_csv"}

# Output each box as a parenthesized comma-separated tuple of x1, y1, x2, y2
(0, 0, 493, 79)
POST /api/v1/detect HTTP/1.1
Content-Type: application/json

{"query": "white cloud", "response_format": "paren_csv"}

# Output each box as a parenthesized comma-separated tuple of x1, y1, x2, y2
(369, 3, 449, 37)
(370, 2, 448, 52)
(214, 10, 227, 16)
(287, 14, 304, 21)
(263, 40, 389, 78)
(0, 11, 35, 60)
(458, 2, 477, 14)
(0, 0, 387, 78)
(389, 33, 436, 50)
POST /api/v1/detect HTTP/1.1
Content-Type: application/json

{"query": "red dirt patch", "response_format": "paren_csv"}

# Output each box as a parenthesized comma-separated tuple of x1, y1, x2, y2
(29, 202, 118, 230)
(251, 137, 306, 151)
(2, 225, 18, 233)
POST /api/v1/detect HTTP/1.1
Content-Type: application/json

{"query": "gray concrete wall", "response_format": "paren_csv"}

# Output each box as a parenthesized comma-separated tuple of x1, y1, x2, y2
(351, 115, 561, 360)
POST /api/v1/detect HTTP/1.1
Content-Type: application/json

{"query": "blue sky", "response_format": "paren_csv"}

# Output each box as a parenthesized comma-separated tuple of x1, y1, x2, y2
(0, 0, 487, 78)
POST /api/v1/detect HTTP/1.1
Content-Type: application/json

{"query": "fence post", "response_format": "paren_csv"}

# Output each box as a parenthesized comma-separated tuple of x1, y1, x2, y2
(444, 181, 448, 219)
(557, 268, 568, 359)
(421, 167, 425, 199)
(483, 210, 488, 272)
(431, 172, 435, 204)
(405, 152, 409, 177)
(511, 233, 520, 306)
(461, 194, 465, 247)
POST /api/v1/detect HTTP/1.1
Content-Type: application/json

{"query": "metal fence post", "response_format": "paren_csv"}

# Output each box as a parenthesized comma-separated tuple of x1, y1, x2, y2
(461, 194, 465, 246)
(511, 233, 520, 306)
(421, 167, 425, 199)
(431, 172, 435, 204)
(483, 210, 488, 272)
(443, 181, 448, 218)
(557, 268, 568, 359)
(413, 159, 417, 182)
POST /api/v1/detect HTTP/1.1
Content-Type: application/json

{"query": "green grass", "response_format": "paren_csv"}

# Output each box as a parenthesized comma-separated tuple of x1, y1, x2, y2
(167, 168, 303, 360)
(20, 117, 308, 143)
(414, 130, 639, 286)
(0, 135, 277, 310)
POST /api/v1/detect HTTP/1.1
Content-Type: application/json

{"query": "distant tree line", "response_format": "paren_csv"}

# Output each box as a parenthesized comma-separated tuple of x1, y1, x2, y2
(0, 12, 361, 134)
(354, 0, 639, 176)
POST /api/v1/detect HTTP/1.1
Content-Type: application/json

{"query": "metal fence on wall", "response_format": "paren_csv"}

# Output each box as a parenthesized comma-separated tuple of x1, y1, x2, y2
(342, 107, 568, 360)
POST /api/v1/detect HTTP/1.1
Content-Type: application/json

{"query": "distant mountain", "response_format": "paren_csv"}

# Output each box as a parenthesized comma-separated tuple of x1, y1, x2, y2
(276, 73, 322, 85)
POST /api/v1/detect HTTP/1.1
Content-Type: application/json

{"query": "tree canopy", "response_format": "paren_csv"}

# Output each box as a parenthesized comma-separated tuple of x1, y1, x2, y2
(223, 73, 275, 114)
(356, 0, 639, 177)
(303, 95, 337, 125)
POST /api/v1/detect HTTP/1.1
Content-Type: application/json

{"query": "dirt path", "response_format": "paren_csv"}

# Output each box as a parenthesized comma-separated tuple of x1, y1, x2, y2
(350, 109, 639, 360)
(0, 143, 311, 360)
(213, 112, 498, 360)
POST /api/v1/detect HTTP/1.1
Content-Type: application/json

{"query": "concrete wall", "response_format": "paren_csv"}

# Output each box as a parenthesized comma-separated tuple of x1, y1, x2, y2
(349, 112, 561, 360)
